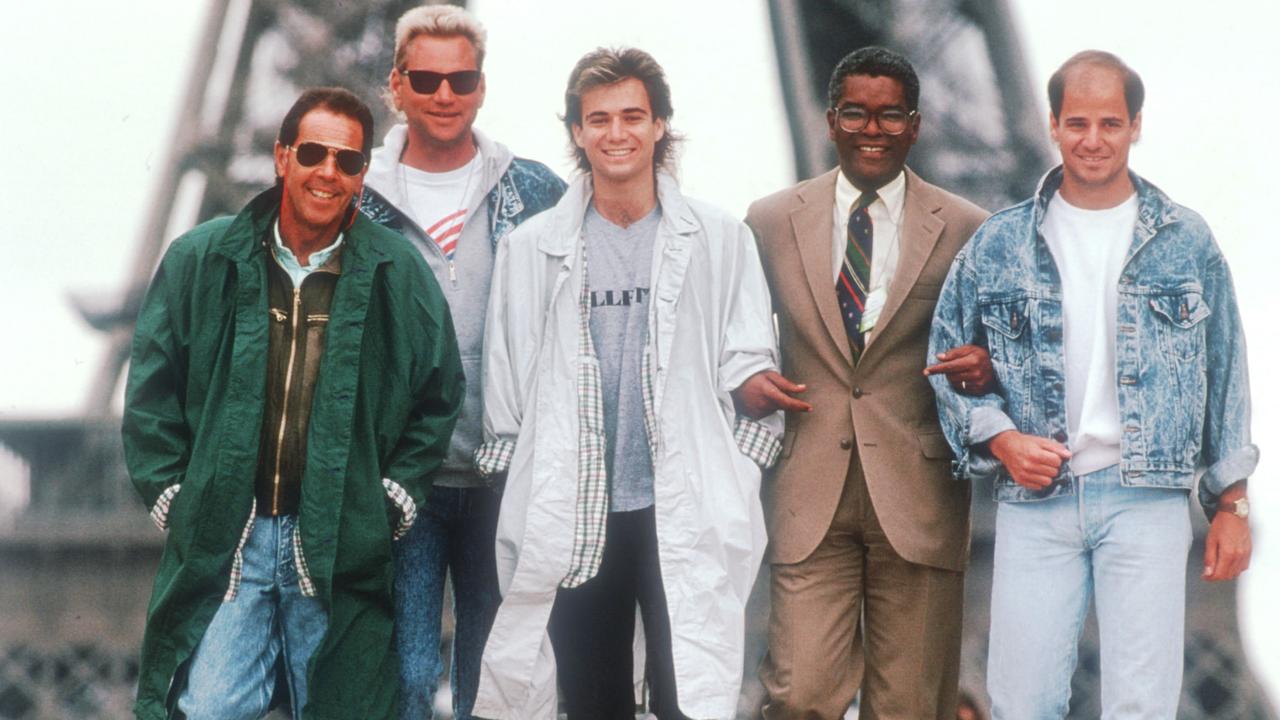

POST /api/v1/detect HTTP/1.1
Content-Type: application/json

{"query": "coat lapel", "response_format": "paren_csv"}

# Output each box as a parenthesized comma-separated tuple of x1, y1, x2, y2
(790, 169, 853, 368)
(650, 173, 698, 415)
(863, 168, 943, 355)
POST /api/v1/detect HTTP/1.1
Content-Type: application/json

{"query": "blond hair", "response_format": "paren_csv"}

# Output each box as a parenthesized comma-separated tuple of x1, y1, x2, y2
(392, 4, 487, 70)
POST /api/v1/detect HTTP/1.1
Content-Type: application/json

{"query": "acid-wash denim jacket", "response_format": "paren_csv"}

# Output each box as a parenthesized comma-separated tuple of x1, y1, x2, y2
(928, 167, 1257, 513)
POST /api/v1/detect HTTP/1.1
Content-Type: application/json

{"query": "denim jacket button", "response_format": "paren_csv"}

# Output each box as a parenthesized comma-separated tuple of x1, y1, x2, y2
(1053, 431, 1068, 443)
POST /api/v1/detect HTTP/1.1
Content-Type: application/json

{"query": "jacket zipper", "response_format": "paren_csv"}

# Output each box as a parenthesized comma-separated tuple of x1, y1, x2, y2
(271, 286, 302, 515)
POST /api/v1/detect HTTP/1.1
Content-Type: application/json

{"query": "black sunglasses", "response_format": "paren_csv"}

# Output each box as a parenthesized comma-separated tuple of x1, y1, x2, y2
(286, 142, 367, 176)
(400, 69, 482, 95)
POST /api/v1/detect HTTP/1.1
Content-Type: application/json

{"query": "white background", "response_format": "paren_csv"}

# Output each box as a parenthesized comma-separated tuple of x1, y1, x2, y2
(0, 0, 1275, 705)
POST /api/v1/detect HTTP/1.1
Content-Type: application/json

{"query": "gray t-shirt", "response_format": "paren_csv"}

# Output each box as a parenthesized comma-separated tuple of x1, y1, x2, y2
(584, 203, 660, 512)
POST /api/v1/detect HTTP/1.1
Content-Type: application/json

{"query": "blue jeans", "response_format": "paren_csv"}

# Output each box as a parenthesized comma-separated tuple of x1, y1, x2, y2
(394, 485, 502, 720)
(987, 465, 1191, 719)
(177, 515, 327, 720)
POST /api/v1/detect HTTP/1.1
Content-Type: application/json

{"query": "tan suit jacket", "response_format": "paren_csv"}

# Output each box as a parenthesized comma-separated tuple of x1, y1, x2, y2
(746, 167, 987, 571)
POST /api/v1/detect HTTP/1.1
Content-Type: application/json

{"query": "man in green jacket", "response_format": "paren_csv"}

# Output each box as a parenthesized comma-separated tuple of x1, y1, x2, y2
(122, 87, 464, 720)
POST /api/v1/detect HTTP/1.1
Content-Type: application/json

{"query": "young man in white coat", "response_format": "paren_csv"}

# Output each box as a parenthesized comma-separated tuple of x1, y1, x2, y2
(471, 47, 785, 720)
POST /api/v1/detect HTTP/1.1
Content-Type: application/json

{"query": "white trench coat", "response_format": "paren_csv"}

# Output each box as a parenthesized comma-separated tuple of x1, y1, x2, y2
(472, 173, 781, 720)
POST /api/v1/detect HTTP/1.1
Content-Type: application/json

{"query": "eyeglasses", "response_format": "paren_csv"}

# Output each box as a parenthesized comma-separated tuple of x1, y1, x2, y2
(400, 69, 482, 95)
(285, 142, 367, 176)
(833, 106, 917, 135)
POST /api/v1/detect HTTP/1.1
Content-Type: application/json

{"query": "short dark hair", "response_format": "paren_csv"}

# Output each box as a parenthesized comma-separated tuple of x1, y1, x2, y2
(277, 87, 375, 159)
(562, 47, 682, 174)
(1048, 50, 1144, 120)
(828, 46, 920, 111)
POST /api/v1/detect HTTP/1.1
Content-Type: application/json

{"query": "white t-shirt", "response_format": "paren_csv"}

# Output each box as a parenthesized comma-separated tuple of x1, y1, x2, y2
(399, 154, 481, 258)
(1042, 191, 1138, 476)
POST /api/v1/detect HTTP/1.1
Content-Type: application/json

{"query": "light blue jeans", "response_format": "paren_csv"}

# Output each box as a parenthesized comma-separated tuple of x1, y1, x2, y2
(177, 515, 328, 720)
(987, 465, 1191, 719)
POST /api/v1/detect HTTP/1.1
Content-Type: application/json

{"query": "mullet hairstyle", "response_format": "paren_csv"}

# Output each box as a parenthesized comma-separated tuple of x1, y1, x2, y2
(561, 47, 683, 174)
(1047, 50, 1145, 120)
(827, 46, 920, 111)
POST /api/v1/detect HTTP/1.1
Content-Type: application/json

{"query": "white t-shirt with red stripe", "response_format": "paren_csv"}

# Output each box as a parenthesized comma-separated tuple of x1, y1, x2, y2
(399, 154, 481, 261)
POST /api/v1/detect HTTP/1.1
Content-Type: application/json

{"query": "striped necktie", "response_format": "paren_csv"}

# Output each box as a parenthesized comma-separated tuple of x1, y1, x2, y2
(837, 191, 877, 356)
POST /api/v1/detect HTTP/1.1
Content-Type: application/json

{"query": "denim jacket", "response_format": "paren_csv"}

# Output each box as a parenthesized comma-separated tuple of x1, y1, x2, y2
(928, 167, 1257, 512)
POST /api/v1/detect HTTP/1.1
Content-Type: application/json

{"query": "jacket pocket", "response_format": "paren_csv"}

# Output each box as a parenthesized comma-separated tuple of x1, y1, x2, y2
(907, 282, 942, 301)
(980, 298, 1031, 368)
(1147, 289, 1209, 360)
(916, 431, 954, 460)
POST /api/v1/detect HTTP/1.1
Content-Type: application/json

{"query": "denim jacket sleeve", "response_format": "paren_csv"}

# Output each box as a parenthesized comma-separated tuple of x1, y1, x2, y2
(1197, 252, 1259, 512)
(928, 247, 1016, 483)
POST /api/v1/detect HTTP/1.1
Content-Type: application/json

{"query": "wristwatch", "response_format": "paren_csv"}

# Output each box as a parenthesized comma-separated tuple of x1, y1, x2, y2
(1220, 497, 1250, 520)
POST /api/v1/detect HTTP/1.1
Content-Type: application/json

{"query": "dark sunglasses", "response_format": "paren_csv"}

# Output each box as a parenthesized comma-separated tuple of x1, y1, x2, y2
(400, 69, 482, 95)
(286, 142, 367, 176)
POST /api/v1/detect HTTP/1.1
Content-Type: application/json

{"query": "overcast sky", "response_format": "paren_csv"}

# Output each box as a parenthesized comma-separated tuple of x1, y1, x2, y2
(1, 0, 1276, 703)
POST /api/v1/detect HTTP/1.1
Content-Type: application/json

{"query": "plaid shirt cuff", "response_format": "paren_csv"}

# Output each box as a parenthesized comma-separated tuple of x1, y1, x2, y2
(474, 439, 516, 477)
(382, 478, 418, 541)
(149, 484, 182, 531)
(223, 499, 257, 602)
(293, 525, 316, 597)
(734, 417, 783, 469)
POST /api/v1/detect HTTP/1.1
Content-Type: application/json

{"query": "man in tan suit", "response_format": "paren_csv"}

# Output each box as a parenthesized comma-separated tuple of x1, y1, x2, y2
(743, 47, 989, 719)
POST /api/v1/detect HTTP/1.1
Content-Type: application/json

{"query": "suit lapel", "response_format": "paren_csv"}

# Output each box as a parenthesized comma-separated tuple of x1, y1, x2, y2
(863, 169, 943, 354)
(789, 169, 854, 368)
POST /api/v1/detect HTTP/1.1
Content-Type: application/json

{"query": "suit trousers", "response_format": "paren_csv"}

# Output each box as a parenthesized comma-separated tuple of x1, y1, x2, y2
(760, 455, 964, 720)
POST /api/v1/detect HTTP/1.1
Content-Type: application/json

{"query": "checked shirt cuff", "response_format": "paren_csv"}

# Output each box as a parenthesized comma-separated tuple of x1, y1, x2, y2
(149, 484, 182, 531)
(382, 478, 418, 541)
(474, 439, 516, 477)
(734, 417, 783, 469)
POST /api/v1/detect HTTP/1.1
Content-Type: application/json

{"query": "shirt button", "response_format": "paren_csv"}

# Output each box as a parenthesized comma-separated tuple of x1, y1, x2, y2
(840, 439, 852, 450)
(852, 387, 864, 399)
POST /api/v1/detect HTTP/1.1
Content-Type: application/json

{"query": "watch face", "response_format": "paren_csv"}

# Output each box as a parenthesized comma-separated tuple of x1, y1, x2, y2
(1236, 498, 1250, 518)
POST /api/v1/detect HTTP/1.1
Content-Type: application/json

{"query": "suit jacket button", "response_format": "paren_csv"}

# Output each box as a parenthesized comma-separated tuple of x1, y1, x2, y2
(840, 439, 852, 450)
(851, 387, 863, 399)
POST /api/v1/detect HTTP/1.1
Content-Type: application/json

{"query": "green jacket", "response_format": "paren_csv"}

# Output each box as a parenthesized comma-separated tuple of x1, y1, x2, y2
(122, 188, 464, 719)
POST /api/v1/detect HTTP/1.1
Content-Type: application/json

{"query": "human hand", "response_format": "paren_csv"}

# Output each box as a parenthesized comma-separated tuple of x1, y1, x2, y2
(1204, 483, 1251, 581)
(1203, 514, 1251, 581)
(923, 344, 995, 395)
(987, 430, 1071, 490)
(731, 370, 812, 419)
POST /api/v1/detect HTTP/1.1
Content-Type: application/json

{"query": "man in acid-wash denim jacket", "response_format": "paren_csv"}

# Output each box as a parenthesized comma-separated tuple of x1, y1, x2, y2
(929, 50, 1256, 718)
(355, 6, 566, 719)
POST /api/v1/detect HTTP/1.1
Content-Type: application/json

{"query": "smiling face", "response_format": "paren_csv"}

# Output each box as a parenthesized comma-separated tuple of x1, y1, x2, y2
(273, 108, 366, 245)
(1050, 64, 1141, 208)
(827, 73, 919, 192)
(571, 77, 665, 190)
(390, 34, 485, 164)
